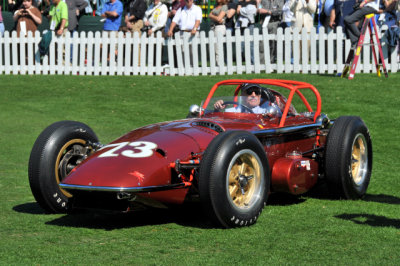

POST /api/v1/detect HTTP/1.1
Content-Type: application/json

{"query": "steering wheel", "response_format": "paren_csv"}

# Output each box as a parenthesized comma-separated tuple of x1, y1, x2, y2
(221, 101, 254, 113)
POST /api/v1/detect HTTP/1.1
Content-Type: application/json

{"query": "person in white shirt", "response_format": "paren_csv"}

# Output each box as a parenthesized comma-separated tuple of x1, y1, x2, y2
(289, 0, 318, 32)
(281, 0, 294, 28)
(143, 0, 168, 36)
(167, 0, 202, 36)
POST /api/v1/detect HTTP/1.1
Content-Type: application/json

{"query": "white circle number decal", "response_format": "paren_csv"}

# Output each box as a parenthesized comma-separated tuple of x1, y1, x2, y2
(122, 141, 158, 158)
(98, 141, 158, 158)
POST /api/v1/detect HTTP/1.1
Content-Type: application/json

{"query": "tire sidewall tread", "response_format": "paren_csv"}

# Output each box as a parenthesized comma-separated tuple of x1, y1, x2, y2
(199, 130, 270, 228)
(28, 121, 98, 213)
(325, 116, 372, 199)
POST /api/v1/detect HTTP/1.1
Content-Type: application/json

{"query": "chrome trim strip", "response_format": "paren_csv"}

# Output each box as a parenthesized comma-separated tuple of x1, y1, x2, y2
(59, 182, 189, 193)
(251, 122, 323, 137)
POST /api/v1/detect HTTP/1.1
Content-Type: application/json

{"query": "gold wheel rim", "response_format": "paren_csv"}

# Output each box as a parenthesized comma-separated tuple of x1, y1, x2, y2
(227, 150, 263, 209)
(351, 134, 368, 185)
(55, 139, 86, 198)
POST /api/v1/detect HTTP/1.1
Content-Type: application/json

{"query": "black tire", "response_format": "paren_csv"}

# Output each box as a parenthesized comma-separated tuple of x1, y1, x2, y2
(199, 131, 270, 228)
(325, 116, 372, 199)
(28, 121, 98, 213)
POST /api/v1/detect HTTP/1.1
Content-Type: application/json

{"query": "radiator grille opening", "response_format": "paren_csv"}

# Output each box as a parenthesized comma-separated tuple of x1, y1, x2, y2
(192, 121, 224, 133)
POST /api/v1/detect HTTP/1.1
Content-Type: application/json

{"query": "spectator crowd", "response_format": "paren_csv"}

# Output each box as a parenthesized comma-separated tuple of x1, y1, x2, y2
(0, 0, 400, 62)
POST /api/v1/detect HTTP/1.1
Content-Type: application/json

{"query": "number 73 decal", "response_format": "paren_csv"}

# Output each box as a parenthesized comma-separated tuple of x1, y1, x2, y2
(98, 141, 158, 158)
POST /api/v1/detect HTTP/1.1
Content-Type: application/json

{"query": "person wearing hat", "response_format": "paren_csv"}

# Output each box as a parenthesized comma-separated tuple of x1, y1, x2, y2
(214, 84, 272, 114)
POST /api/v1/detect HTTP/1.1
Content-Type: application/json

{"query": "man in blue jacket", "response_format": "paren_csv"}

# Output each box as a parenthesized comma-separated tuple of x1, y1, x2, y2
(101, 0, 123, 32)
(101, 0, 123, 63)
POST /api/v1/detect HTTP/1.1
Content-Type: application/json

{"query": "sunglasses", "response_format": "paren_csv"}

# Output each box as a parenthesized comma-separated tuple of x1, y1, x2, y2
(245, 88, 261, 96)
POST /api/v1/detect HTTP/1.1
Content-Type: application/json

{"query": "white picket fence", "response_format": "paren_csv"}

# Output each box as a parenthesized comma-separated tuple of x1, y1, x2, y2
(0, 26, 398, 76)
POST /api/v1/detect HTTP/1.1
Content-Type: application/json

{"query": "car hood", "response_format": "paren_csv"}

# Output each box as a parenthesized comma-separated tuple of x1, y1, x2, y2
(61, 119, 233, 189)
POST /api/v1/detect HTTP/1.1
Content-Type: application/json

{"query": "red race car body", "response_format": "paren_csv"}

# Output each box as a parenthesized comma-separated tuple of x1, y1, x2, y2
(29, 79, 372, 228)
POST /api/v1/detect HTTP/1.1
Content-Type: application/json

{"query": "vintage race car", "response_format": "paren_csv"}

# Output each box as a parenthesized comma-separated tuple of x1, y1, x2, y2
(28, 79, 372, 228)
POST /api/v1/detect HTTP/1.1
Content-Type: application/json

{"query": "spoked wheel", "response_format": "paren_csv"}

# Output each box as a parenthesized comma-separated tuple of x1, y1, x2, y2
(227, 150, 263, 209)
(199, 131, 270, 228)
(351, 133, 369, 187)
(325, 116, 372, 199)
(28, 121, 98, 213)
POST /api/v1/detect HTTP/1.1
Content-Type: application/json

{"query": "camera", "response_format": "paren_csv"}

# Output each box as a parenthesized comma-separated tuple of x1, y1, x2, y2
(353, 0, 363, 10)
(141, 26, 150, 32)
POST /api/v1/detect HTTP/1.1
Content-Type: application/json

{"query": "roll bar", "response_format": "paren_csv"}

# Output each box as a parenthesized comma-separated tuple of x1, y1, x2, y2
(201, 79, 322, 128)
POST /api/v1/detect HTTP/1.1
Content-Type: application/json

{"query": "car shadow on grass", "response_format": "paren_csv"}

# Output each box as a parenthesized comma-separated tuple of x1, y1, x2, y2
(267, 192, 306, 206)
(13, 195, 307, 230)
(13, 202, 48, 215)
(13, 202, 217, 230)
(363, 194, 400, 205)
(13, 193, 311, 230)
(301, 182, 400, 204)
(335, 213, 400, 229)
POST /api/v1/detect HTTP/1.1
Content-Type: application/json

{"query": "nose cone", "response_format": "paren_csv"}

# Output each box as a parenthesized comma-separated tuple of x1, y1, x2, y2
(62, 129, 201, 189)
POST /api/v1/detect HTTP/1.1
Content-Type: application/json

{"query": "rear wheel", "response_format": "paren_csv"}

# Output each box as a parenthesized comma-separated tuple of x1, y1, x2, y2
(199, 131, 270, 228)
(324, 116, 372, 199)
(28, 121, 98, 213)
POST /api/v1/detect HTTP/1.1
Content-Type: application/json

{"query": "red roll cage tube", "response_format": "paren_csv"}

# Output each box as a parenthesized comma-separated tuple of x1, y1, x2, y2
(201, 79, 322, 128)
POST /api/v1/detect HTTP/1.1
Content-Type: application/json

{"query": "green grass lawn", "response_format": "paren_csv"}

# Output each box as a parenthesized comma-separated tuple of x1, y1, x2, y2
(0, 74, 399, 264)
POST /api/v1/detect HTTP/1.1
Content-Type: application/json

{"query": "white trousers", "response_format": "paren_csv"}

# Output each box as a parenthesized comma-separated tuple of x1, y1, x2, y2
(213, 25, 226, 66)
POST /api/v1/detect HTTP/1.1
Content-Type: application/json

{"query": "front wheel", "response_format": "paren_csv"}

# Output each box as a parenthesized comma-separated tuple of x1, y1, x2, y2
(28, 121, 98, 213)
(324, 116, 372, 199)
(199, 131, 270, 228)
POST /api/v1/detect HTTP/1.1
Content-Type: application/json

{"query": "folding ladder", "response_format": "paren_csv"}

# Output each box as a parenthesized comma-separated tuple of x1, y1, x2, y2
(341, 14, 388, 80)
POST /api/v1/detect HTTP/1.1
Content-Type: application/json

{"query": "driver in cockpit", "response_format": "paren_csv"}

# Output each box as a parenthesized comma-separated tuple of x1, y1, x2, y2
(214, 83, 278, 115)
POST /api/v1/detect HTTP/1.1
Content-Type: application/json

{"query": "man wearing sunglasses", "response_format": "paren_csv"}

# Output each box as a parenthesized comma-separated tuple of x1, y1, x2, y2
(214, 84, 270, 114)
